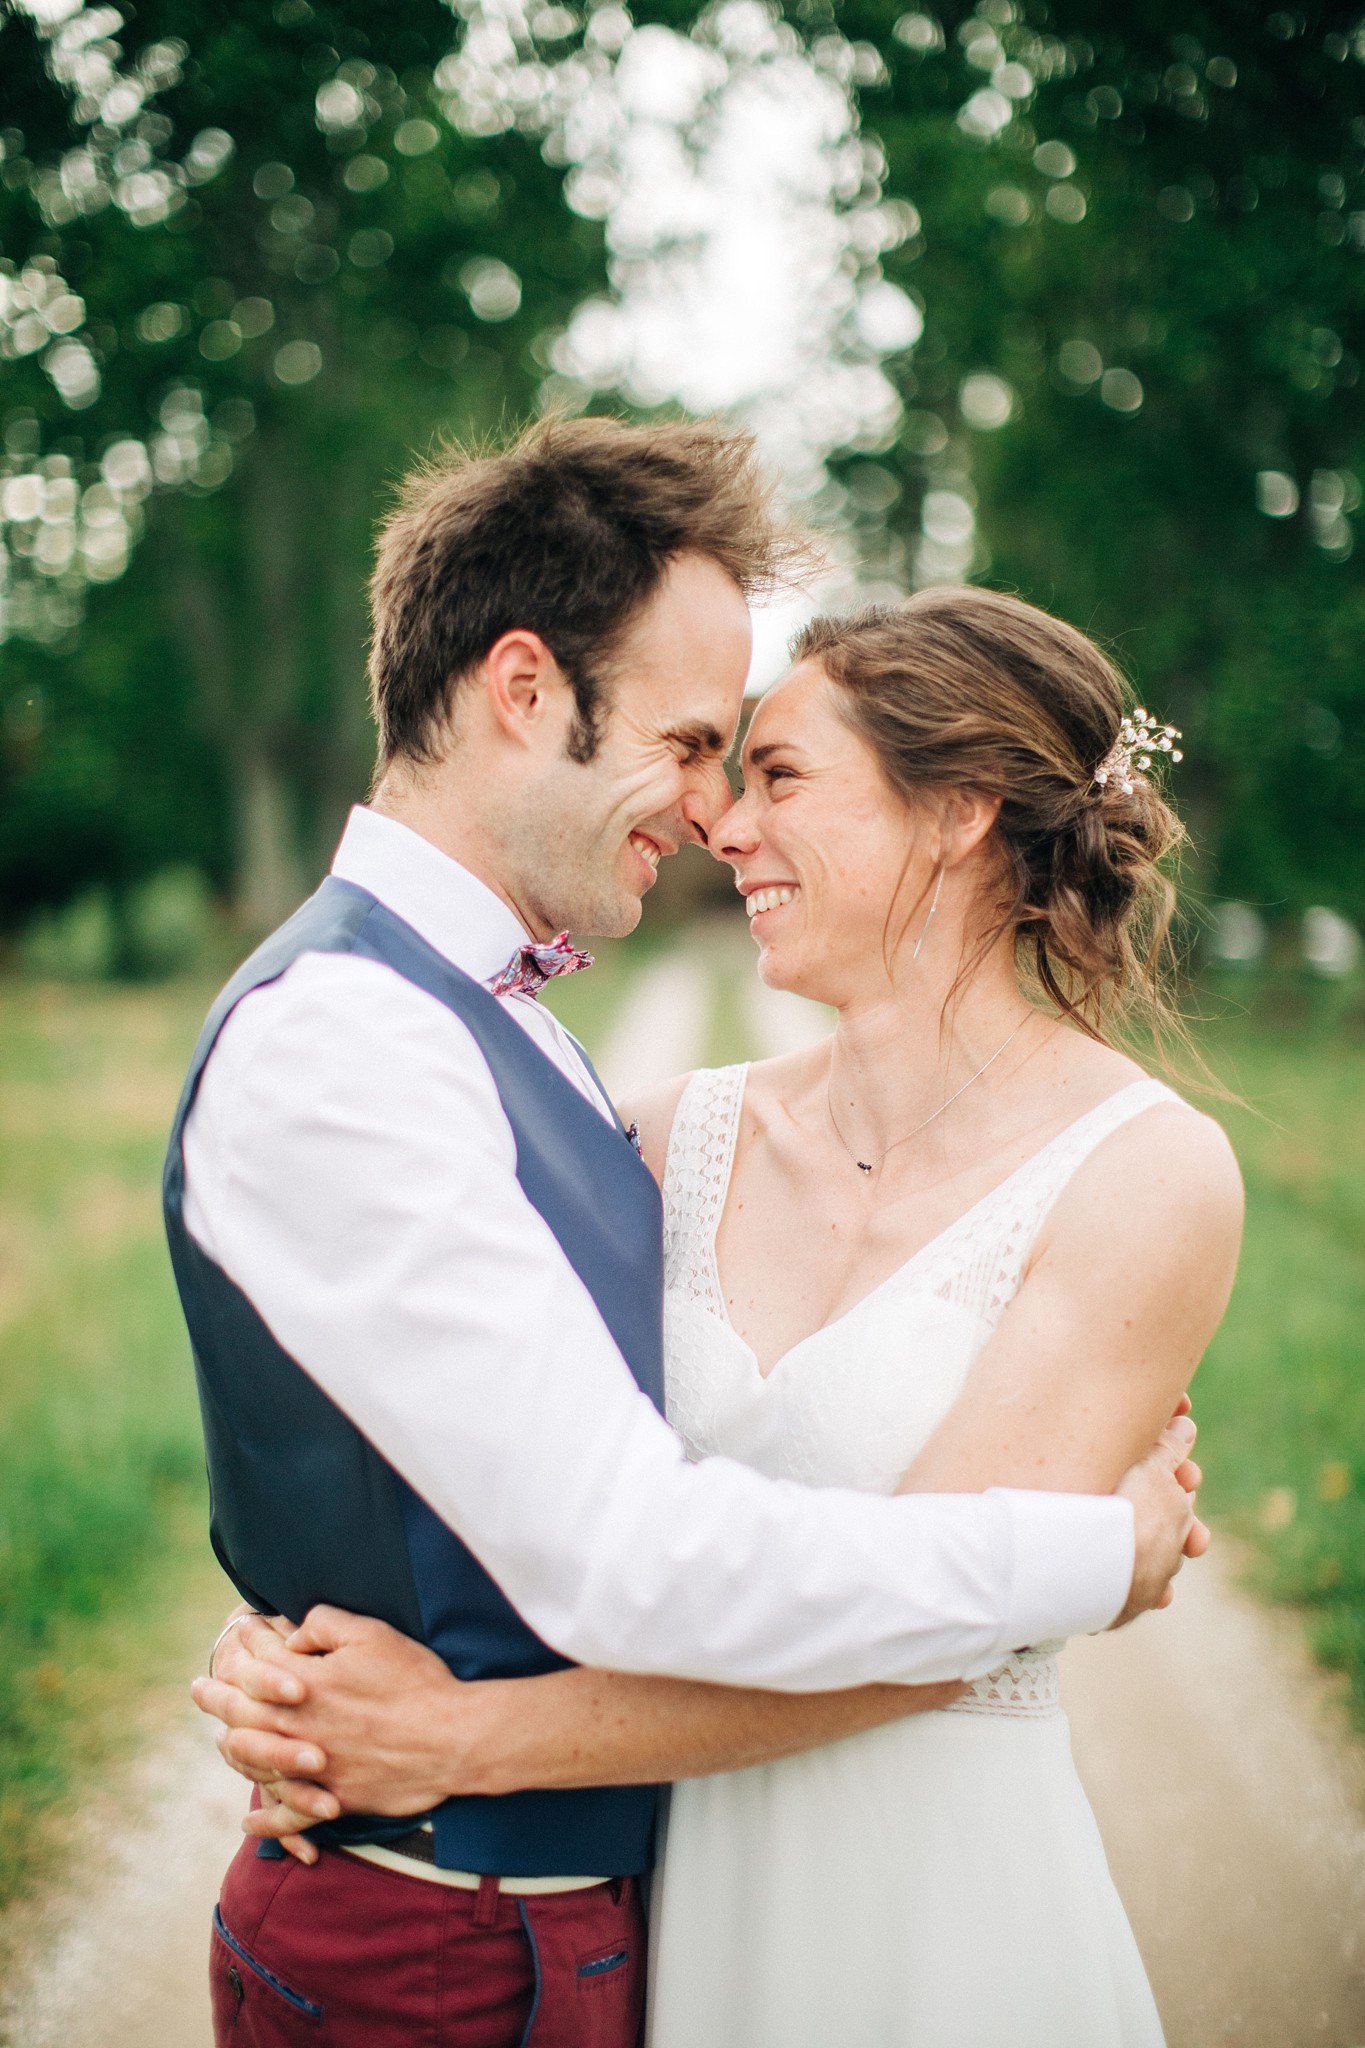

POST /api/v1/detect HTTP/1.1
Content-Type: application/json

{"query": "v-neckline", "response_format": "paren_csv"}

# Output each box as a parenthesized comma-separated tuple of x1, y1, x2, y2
(704, 1071, 1161, 1383)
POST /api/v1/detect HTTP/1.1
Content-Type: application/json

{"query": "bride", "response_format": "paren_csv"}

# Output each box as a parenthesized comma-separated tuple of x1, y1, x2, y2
(203, 586, 1242, 2045)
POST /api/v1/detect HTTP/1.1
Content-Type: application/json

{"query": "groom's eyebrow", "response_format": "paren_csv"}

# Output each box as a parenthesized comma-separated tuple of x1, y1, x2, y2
(666, 719, 728, 755)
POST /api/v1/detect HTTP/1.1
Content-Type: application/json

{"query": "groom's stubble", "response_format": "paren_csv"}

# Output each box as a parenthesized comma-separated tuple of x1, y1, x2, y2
(485, 556, 751, 939)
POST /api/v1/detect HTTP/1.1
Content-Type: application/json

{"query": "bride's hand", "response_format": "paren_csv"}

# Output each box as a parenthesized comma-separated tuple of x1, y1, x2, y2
(1166, 1394, 1208, 1549)
(191, 1606, 502, 1846)
(1111, 1414, 1207, 1628)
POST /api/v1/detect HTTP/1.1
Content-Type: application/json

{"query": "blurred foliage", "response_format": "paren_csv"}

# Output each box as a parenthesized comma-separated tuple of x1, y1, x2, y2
(821, 0, 1365, 915)
(3, 0, 1365, 940)
(0, 0, 603, 929)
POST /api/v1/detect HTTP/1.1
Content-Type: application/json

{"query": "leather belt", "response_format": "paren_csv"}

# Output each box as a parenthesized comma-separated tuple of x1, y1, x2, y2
(385, 1826, 442, 1864)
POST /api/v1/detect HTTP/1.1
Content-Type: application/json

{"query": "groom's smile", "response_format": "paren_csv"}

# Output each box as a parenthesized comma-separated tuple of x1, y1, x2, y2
(529, 550, 752, 938)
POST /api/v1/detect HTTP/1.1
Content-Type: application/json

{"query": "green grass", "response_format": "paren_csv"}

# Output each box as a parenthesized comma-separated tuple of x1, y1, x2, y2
(1184, 1001, 1365, 1725)
(0, 980, 229, 1911)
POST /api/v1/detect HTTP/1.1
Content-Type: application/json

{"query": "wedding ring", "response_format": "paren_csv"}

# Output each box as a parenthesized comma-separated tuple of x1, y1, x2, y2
(208, 1611, 258, 1680)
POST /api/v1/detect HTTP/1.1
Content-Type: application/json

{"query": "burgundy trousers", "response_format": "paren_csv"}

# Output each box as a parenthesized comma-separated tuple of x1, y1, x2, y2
(211, 1838, 647, 2047)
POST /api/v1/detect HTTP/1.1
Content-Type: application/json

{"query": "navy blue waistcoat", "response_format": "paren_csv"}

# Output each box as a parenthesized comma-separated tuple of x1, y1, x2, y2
(163, 877, 665, 1877)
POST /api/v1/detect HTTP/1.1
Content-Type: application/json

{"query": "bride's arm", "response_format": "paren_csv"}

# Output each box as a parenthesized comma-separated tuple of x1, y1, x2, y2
(899, 1102, 1243, 1499)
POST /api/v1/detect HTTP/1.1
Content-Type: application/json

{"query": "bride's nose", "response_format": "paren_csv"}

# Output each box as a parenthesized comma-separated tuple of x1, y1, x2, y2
(709, 787, 760, 864)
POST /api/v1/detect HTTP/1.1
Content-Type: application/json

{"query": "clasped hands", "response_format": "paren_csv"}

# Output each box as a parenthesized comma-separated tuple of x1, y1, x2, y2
(192, 1603, 502, 1865)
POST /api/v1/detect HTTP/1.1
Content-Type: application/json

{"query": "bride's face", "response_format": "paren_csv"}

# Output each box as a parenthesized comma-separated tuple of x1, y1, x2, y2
(713, 661, 935, 1005)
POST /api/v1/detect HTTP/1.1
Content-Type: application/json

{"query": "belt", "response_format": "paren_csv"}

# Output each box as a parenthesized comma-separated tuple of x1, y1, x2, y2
(342, 1828, 610, 1894)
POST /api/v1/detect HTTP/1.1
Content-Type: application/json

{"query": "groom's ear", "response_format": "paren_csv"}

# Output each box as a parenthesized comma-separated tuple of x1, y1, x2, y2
(477, 630, 575, 751)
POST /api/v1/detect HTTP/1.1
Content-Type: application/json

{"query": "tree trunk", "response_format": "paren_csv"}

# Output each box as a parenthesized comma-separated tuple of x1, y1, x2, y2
(233, 745, 308, 931)
(157, 491, 308, 930)
(317, 453, 377, 870)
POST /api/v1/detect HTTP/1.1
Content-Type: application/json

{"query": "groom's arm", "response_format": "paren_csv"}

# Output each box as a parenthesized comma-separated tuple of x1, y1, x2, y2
(184, 953, 1147, 1692)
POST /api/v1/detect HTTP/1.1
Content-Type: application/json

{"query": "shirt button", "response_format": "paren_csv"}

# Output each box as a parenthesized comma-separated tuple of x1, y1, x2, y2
(228, 1964, 244, 2000)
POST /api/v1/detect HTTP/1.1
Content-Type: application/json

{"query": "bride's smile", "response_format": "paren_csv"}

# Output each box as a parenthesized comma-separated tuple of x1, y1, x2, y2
(719, 659, 960, 1013)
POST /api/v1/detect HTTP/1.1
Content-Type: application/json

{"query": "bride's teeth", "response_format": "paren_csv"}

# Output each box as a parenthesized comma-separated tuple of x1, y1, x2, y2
(746, 886, 798, 918)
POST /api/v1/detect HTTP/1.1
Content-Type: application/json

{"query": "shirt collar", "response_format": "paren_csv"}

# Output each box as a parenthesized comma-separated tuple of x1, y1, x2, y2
(330, 806, 530, 987)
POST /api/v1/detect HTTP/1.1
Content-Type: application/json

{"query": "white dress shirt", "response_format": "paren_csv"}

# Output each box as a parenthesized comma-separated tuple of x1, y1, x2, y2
(182, 806, 1135, 1691)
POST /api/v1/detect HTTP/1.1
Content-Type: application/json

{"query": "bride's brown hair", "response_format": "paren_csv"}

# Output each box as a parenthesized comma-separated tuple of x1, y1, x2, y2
(792, 587, 1187, 1054)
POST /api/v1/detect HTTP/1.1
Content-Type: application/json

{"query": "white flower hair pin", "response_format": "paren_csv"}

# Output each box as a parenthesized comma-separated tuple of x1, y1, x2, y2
(1094, 708, 1184, 796)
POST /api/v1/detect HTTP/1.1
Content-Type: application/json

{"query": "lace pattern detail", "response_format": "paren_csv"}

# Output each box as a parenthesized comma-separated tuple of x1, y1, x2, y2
(662, 1065, 748, 1315)
(892, 1077, 1180, 1337)
(662, 1067, 750, 1462)
(946, 1645, 1063, 1719)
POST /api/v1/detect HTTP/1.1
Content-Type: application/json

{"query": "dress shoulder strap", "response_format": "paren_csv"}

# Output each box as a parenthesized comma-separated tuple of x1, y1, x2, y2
(661, 1063, 749, 1307)
(971, 1077, 1187, 1325)
(1026, 1077, 1183, 1207)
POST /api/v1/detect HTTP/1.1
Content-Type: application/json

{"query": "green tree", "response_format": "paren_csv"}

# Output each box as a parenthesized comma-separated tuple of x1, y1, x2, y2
(829, 0, 1365, 912)
(0, 0, 604, 925)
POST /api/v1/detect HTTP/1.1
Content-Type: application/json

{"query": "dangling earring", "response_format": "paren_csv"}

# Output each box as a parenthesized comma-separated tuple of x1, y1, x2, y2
(912, 866, 945, 963)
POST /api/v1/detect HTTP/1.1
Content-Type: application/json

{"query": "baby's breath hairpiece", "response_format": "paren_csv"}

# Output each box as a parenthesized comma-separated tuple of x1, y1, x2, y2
(1094, 708, 1184, 797)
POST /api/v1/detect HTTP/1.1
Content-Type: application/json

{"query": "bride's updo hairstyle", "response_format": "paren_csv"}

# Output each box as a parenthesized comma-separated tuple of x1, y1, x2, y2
(792, 586, 1186, 1048)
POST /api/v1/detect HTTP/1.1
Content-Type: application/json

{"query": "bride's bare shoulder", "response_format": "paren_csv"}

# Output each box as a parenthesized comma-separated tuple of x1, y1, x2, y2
(1048, 1087, 1245, 1279)
(741, 1044, 829, 1111)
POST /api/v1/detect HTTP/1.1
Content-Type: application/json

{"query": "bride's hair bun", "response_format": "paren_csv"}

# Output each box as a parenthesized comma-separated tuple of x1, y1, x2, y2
(792, 587, 1186, 1042)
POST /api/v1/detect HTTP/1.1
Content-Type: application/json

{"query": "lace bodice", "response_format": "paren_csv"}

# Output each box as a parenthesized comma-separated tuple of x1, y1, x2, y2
(662, 1064, 1180, 1717)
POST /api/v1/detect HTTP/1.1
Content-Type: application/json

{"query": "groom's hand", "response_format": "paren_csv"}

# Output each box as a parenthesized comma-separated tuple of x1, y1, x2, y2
(1110, 1411, 1208, 1630)
(192, 1605, 493, 1851)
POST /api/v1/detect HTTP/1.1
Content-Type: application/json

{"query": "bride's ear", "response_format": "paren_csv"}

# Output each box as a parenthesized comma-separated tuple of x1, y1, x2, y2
(939, 788, 1004, 868)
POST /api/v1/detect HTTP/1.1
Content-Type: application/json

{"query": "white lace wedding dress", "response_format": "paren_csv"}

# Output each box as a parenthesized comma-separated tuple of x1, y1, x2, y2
(646, 1064, 1175, 2048)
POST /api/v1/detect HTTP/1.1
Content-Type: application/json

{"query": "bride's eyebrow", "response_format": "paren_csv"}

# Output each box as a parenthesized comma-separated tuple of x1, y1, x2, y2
(743, 739, 804, 770)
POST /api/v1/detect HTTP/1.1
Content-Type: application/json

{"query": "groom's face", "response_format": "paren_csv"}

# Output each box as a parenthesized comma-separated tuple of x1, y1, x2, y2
(518, 553, 752, 937)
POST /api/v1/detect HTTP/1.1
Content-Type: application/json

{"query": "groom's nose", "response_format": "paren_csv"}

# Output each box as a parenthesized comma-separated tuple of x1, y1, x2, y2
(681, 758, 735, 843)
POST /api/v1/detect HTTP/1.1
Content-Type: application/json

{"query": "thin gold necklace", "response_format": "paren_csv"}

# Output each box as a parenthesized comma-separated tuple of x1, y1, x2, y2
(826, 1015, 1033, 1177)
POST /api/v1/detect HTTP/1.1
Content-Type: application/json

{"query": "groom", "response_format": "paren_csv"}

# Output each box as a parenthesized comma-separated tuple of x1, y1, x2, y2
(169, 416, 1198, 2048)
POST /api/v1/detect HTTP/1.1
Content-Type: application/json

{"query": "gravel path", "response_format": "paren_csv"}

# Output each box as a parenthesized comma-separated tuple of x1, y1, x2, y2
(6, 940, 1364, 2047)
(1, 1703, 236, 2048)
(1065, 1553, 1365, 2047)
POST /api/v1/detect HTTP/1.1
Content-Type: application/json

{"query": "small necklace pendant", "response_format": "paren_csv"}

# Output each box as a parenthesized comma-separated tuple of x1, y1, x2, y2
(857, 1160, 874, 1175)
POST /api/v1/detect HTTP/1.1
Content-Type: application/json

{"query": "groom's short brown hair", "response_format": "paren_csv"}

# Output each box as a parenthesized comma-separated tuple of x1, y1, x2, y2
(368, 414, 808, 766)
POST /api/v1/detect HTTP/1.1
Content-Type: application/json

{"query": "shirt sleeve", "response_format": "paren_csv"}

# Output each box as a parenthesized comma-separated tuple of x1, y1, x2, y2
(182, 953, 1134, 1690)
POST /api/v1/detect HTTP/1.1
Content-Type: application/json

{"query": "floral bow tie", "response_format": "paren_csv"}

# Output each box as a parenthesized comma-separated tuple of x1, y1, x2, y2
(488, 932, 595, 1000)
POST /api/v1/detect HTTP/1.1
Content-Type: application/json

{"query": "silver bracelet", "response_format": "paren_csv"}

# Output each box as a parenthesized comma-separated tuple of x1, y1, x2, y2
(208, 1611, 258, 1680)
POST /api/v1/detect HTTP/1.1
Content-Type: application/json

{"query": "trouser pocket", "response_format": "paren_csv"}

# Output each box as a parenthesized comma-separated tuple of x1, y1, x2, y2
(518, 1882, 647, 2048)
(211, 1904, 324, 2042)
